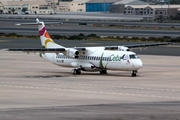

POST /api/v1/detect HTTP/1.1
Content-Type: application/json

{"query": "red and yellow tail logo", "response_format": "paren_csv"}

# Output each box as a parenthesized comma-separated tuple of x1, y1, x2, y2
(39, 27, 55, 48)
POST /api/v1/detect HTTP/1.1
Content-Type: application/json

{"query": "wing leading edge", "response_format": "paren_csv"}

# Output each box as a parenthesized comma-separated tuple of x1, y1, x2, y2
(125, 42, 173, 49)
(2, 43, 173, 53)
(2, 47, 86, 53)
(105, 42, 173, 51)
(3, 48, 65, 54)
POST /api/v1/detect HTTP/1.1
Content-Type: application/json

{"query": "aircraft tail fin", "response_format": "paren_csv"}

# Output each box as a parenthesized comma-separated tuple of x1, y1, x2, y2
(16, 18, 64, 49)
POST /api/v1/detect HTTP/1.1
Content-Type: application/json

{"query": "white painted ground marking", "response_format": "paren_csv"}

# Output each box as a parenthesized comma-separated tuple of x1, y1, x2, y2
(1, 84, 180, 100)
(51, 82, 178, 92)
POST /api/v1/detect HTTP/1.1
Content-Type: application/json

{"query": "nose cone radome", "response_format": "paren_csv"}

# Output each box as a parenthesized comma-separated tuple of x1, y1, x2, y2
(135, 59, 143, 69)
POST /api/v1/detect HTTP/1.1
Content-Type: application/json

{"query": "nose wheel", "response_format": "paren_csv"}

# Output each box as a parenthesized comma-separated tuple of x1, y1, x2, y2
(131, 70, 137, 77)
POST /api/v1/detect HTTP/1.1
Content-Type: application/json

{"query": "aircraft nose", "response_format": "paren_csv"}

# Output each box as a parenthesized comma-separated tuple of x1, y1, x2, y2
(135, 60, 143, 69)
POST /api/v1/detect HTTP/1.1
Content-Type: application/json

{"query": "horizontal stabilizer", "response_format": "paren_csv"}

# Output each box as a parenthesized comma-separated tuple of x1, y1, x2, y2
(16, 22, 63, 26)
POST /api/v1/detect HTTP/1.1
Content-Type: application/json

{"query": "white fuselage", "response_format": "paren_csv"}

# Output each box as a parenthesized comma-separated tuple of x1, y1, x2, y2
(6, 18, 171, 76)
(41, 47, 143, 72)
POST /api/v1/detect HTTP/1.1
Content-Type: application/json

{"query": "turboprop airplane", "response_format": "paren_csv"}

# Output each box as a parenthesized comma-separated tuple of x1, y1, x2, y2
(2, 18, 173, 77)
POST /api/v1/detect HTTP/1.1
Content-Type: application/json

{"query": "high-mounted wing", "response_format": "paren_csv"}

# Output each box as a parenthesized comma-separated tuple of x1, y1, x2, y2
(105, 42, 173, 51)
(3, 48, 66, 54)
(124, 42, 173, 49)
(2, 47, 86, 58)
(2, 47, 87, 52)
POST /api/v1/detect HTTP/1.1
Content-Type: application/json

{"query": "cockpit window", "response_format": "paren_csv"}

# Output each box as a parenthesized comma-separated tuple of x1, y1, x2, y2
(129, 54, 139, 59)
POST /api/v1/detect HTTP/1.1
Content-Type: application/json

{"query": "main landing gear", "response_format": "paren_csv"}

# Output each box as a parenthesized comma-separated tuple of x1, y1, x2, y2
(73, 69, 81, 75)
(131, 70, 137, 77)
(100, 70, 107, 74)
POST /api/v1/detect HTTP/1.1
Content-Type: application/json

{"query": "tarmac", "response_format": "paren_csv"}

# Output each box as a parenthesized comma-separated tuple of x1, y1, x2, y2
(0, 51, 180, 120)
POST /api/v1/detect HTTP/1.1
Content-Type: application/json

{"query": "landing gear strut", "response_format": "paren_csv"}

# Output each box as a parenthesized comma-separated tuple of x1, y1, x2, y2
(73, 69, 81, 75)
(131, 70, 137, 77)
(100, 70, 107, 74)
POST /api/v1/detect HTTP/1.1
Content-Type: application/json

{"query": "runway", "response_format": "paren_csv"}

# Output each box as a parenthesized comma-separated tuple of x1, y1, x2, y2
(0, 52, 180, 120)
(1, 18, 180, 37)
(1, 27, 180, 38)
(0, 13, 143, 20)
(1, 18, 180, 28)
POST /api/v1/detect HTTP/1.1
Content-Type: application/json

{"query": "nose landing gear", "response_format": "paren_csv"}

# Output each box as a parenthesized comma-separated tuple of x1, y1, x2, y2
(131, 70, 137, 77)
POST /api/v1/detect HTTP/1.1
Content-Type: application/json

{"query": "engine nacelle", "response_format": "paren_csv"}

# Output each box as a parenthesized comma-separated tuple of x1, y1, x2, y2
(65, 48, 79, 58)
(118, 46, 130, 51)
